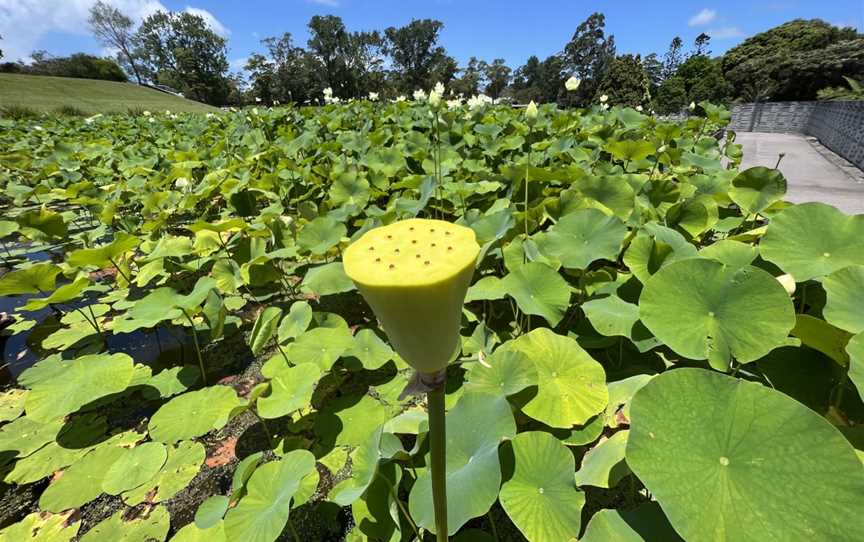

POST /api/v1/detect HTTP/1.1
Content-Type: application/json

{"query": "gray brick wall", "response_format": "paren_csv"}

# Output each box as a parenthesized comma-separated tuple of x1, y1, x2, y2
(728, 101, 864, 170)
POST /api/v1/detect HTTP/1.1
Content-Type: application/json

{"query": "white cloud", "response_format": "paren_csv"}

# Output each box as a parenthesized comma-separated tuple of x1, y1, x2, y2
(0, 1, 228, 63)
(708, 26, 744, 39)
(308, 0, 340, 7)
(230, 56, 249, 70)
(183, 7, 230, 37)
(688, 8, 717, 27)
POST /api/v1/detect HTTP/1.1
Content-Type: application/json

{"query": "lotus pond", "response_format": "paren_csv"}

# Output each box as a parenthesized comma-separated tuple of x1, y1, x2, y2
(0, 100, 862, 541)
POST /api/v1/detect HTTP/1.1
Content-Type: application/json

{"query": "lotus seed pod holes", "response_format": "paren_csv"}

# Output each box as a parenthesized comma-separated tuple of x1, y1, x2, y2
(344, 219, 478, 288)
(343, 218, 480, 374)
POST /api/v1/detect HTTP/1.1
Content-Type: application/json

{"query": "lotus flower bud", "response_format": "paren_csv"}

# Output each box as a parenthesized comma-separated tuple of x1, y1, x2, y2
(343, 219, 480, 374)
(525, 100, 538, 122)
(776, 273, 796, 295)
(565, 76, 581, 91)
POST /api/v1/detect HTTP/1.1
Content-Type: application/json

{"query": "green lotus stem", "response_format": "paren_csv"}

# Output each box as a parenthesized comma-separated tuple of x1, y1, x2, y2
(180, 308, 207, 385)
(428, 383, 448, 541)
(343, 218, 479, 541)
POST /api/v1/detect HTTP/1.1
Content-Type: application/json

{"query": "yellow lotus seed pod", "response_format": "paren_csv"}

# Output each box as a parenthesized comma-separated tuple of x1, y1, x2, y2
(343, 218, 480, 374)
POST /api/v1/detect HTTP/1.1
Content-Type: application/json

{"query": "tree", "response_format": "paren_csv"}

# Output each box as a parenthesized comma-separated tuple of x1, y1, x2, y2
(483, 58, 511, 99)
(133, 11, 230, 104)
(19, 52, 127, 81)
(384, 19, 457, 92)
(693, 33, 711, 58)
(643, 52, 664, 91)
(594, 54, 650, 108)
(88, 1, 143, 84)
(662, 36, 683, 80)
(450, 57, 484, 97)
(654, 76, 687, 114)
(0, 34, 4, 60)
(563, 12, 616, 106)
(722, 19, 863, 101)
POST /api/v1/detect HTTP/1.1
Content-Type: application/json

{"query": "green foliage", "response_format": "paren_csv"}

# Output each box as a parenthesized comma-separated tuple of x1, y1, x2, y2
(722, 19, 864, 101)
(594, 54, 650, 108)
(0, 97, 861, 541)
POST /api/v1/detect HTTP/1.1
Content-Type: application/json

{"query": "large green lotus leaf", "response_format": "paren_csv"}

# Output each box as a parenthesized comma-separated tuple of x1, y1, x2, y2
(277, 301, 312, 343)
(0, 220, 19, 239)
(79, 504, 170, 542)
(501, 262, 571, 326)
(582, 294, 661, 351)
(570, 175, 636, 220)
(66, 232, 140, 269)
(143, 235, 194, 261)
(666, 195, 718, 238)
(698, 239, 758, 269)
(580, 509, 642, 542)
(465, 275, 507, 302)
(102, 441, 167, 495)
(300, 262, 355, 296)
(329, 171, 371, 207)
(499, 431, 585, 542)
(223, 450, 316, 542)
(173, 277, 218, 311)
(195, 495, 230, 529)
(298, 216, 346, 255)
(315, 394, 395, 448)
(0, 262, 61, 295)
(249, 306, 282, 355)
(791, 314, 853, 365)
(0, 389, 27, 423)
(169, 521, 226, 542)
(574, 430, 629, 488)
(329, 427, 386, 506)
(0, 510, 79, 542)
(606, 139, 655, 162)
(623, 224, 697, 284)
(639, 259, 795, 371)
(729, 166, 787, 215)
(504, 328, 608, 428)
(409, 392, 516, 536)
(366, 147, 407, 177)
(823, 265, 864, 333)
(287, 327, 354, 370)
(346, 463, 401, 541)
(626, 368, 864, 542)
(124, 441, 205, 505)
(0, 415, 63, 458)
(535, 208, 627, 269)
(20, 278, 91, 312)
(760, 202, 864, 281)
(148, 386, 242, 444)
(39, 437, 131, 511)
(464, 348, 537, 397)
(580, 504, 682, 542)
(25, 353, 135, 422)
(347, 329, 394, 369)
(258, 363, 321, 419)
(16, 207, 67, 240)
(846, 332, 864, 400)
(186, 218, 246, 233)
(111, 288, 183, 333)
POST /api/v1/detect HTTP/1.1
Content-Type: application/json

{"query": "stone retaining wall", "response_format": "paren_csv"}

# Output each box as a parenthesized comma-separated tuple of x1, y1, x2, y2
(729, 101, 864, 171)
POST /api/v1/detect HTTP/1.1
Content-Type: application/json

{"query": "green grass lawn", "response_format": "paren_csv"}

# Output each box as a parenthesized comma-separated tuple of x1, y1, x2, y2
(0, 73, 218, 114)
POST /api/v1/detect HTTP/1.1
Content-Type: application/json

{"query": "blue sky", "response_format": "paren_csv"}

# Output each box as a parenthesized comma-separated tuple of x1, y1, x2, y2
(2, 0, 862, 71)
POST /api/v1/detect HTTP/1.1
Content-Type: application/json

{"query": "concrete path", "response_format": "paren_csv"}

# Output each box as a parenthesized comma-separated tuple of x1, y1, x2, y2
(736, 132, 864, 215)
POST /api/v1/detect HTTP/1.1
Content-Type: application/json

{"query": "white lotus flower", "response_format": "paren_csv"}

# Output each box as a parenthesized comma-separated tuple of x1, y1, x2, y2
(394, 95, 407, 102)
(433, 82, 445, 96)
(525, 100, 538, 121)
(164, 110, 171, 115)
(323, 87, 333, 97)
(174, 177, 190, 188)
(274, 100, 280, 105)
(689, 101, 696, 110)
(466, 94, 493, 109)
(255, 97, 262, 103)
(252, 108, 258, 115)
(601, 103, 609, 110)
(148, 117, 155, 123)
(446, 98, 462, 109)
(635, 105, 643, 112)
(143, 110, 151, 116)
(206, 113, 215, 119)
(657, 145, 667, 154)
(599, 95, 608, 103)
(413, 89, 427, 101)
(368, 92, 379, 101)
(565, 76, 581, 91)
(84, 114, 102, 124)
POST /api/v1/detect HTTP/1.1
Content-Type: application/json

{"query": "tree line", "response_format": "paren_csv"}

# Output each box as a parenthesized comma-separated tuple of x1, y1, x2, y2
(1, 5, 862, 109)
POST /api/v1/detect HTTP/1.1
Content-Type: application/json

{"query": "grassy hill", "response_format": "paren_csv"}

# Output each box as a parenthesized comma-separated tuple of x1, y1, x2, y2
(0, 73, 218, 115)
